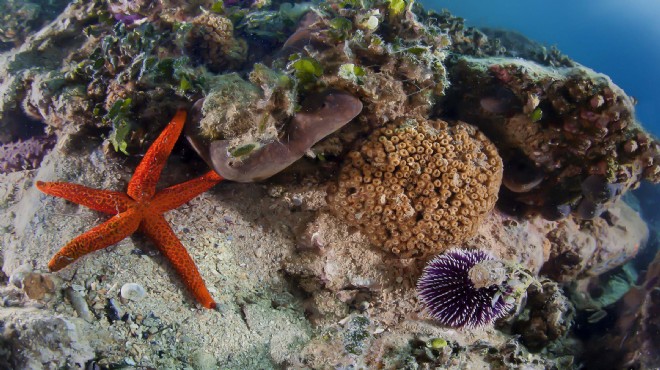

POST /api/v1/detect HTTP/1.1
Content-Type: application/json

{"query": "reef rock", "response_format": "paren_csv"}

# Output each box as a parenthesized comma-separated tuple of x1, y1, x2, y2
(585, 248, 660, 369)
(0, 0, 70, 51)
(614, 249, 660, 369)
(184, 12, 247, 72)
(511, 278, 575, 351)
(0, 135, 56, 174)
(0, 308, 95, 369)
(445, 56, 660, 220)
(541, 201, 648, 281)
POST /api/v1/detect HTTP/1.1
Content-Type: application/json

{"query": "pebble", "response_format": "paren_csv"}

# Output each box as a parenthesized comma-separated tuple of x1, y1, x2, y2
(9, 265, 32, 289)
(65, 287, 93, 322)
(106, 298, 121, 323)
(120, 283, 146, 302)
(291, 194, 303, 207)
(85, 277, 97, 290)
(267, 185, 285, 198)
(2, 289, 24, 307)
(141, 313, 160, 327)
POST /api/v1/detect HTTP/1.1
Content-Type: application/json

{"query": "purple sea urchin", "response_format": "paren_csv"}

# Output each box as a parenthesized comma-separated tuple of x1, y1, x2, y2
(417, 248, 514, 328)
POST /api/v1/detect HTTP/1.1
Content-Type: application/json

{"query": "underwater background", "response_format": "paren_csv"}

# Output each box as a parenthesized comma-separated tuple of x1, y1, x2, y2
(1, 0, 660, 368)
(425, 0, 660, 136)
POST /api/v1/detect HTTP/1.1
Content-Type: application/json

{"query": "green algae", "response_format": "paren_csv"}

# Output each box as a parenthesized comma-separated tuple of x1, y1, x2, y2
(106, 98, 133, 155)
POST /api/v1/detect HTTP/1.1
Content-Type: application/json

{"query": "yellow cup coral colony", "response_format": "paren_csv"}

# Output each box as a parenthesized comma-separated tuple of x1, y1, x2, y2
(327, 118, 503, 258)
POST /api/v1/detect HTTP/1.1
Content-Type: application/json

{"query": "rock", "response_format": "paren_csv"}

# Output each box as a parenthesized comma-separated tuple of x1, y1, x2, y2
(9, 267, 58, 301)
(446, 56, 660, 220)
(9, 264, 33, 288)
(541, 201, 648, 281)
(511, 278, 575, 351)
(22, 272, 56, 300)
(585, 247, 660, 369)
(0, 286, 27, 307)
(0, 309, 94, 369)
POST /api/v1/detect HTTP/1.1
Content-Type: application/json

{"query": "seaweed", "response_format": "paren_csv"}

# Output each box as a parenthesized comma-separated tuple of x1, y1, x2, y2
(287, 55, 324, 86)
(105, 98, 134, 155)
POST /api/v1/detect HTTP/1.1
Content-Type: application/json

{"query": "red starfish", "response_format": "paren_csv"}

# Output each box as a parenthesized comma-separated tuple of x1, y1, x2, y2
(36, 110, 223, 309)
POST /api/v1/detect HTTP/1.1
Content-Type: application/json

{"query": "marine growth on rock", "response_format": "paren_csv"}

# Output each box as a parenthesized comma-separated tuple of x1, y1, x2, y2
(447, 56, 660, 220)
(188, 88, 362, 182)
(0, 135, 56, 174)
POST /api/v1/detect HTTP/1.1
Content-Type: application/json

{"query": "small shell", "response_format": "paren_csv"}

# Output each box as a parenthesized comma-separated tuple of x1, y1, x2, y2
(120, 283, 146, 302)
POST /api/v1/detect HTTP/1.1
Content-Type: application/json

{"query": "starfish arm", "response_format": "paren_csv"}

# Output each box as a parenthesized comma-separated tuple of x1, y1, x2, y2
(48, 207, 142, 271)
(151, 170, 224, 212)
(36, 181, 133, 214)
(128, 110, 187, 201)
(140, 214, 216, 309)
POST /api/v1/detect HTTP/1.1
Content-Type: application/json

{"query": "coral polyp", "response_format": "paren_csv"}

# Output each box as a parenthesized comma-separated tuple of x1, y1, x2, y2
(327, 118, 502, 258)
(417, 248, 514, 328)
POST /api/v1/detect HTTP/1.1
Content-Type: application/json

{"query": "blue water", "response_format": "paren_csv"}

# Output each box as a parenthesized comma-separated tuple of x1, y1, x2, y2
(423, 0, 660, 137)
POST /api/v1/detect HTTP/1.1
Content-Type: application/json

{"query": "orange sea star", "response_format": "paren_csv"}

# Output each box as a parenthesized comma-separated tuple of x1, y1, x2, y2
(36, 110, 223, 309)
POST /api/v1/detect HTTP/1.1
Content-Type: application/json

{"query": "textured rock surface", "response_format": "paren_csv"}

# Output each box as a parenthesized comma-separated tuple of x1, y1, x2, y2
(0, 308, 95, 369)
(0, 129, 613, 367)
(0, 135, 56, 174)
(0, 0, 70, 51)
(615, 250, 660, 369)
(541, 201, 648, 281)
(511, 278, 575, 351)
(185, 12, 247, 73)
(585, 248, 660, 369)
(0, 135, 312, 368)
(445, 56, 660, 220)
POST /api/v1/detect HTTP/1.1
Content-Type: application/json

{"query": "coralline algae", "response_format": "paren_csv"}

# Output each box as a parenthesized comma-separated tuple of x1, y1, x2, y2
(0, 135, 56, 174)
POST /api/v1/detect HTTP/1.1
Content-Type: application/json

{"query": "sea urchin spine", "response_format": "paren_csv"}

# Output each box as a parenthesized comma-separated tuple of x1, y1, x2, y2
(417, 248, 514, 328)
